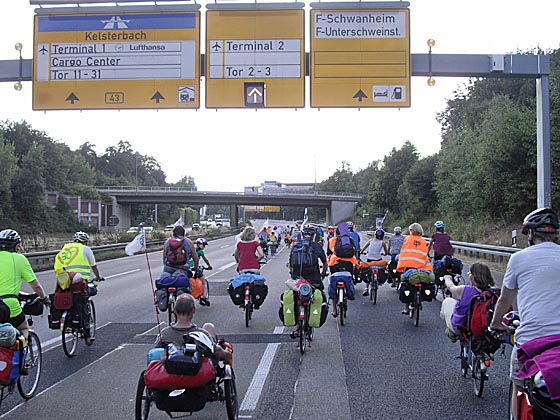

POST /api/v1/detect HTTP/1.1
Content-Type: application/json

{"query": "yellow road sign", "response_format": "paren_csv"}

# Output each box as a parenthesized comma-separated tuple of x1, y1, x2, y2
(310, 7, 411, 108)
(206, 7, 305, 108)
(33, 10, 200, 110)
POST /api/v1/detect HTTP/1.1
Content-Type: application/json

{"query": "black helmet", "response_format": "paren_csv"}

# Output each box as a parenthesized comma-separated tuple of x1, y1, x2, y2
(522, 208, 559, 235)
(302, 226, 316, 238)
(375, 228, 385, 239)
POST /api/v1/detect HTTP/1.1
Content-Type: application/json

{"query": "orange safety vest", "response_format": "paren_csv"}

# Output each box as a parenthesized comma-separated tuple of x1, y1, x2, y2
(396, 235, 431, 273)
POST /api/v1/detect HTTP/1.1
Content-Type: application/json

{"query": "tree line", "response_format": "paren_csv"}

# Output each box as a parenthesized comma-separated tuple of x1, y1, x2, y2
(1, 47, 558, 239)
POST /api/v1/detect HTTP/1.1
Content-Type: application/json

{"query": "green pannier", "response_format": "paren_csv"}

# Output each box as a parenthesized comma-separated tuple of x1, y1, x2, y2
(281, 290, 296, 327)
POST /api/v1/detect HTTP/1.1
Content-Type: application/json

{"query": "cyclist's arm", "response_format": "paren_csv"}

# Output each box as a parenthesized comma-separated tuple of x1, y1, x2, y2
(382, 243, 388, 256)
(490, 285, 517, 330)
(91, 264, 102, 280)
(427, 238, 434, 252)
(256, 245, 264, 260)
(360, 239, 371, 254)
(28, 279, 47, 300)
(444, 275, 464, 299)
(202, 255, 212, 269)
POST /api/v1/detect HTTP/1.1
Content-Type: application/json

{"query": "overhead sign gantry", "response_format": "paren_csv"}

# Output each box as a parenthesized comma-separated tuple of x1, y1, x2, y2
(206, 3, 305, 109)
(33, 6, 201, 110)
(310, 2, 411, 108)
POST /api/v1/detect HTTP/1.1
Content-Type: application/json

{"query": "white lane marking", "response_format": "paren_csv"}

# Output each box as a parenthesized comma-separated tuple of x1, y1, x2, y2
(206, 262, 237, 279)
(42, 322, 112, 352)
(105, 269, 140, 279)
(0, 344, 125, 418)
(220, 244, 232, 249)
(239, 327, 283, 411)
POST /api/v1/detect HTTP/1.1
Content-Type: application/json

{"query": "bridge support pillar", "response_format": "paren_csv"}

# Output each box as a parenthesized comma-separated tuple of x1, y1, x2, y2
(112, 198, 131, 231)
(330, 201, 357, 226)
(231, 204, 239, 228)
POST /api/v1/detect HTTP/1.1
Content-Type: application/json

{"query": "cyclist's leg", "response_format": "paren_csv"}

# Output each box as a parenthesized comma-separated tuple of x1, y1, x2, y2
(11, 312, 29, 340)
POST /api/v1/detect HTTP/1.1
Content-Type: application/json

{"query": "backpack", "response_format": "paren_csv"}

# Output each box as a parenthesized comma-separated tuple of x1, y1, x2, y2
(469, 288, 502, 343)
(165, 237, 190, 266)
(290, 239, 315, 274)
(334, 223, 355, 258)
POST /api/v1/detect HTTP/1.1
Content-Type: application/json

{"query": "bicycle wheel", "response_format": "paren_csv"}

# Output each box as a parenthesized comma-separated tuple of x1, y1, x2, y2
(62, 314, 78, 357)
(244, 302, 252, 328)
(338, 301, 345, 326)
(225, 372, 239, 420)
(167, 298, 175, 325)
(17, 331, 42, 399)
(135, 371, 152, 420)
(85, 300, 96, 345)
(298, 320, 306, 355)
(472, 356, 485, 397)
(373, 280, 378, 305)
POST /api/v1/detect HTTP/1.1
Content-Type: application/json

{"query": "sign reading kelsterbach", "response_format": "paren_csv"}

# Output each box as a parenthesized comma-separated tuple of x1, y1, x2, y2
(310, 6, 410, 108)
(33, 11, 200, 110)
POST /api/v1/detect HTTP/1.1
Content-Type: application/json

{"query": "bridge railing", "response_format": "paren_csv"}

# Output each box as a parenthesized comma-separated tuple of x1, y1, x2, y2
(96, 186, 363, 199)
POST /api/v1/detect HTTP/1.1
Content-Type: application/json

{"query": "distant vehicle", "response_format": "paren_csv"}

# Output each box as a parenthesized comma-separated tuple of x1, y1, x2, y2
(192, 223, 200, 230)
(143, 226, 154, 233)
(164, 225, 174, 232)
(127, 227, 139, 233)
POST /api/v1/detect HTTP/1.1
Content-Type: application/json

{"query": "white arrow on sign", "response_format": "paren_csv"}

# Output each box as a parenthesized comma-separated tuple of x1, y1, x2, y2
(248, 87, 263, 103)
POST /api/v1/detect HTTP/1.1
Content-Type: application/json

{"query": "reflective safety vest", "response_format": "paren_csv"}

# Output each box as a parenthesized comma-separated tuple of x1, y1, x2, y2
(396, 235, 431, 273)
(54, 242, 92, 280)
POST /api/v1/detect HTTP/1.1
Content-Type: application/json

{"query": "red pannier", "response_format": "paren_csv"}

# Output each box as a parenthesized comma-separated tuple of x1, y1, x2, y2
(143, 359, 216, 390)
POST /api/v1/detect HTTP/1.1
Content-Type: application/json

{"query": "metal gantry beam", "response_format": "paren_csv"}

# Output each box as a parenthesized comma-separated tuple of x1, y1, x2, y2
(0, 53, 552, 206)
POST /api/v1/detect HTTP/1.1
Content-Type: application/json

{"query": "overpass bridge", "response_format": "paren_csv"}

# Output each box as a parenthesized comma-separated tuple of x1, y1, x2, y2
(97, 186, 364, 229)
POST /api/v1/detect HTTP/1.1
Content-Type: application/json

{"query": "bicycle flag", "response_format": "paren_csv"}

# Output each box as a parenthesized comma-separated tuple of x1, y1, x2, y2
(125, 229, 146, 256)
(173, 216, 183, 227)
(302, 208, 308, 226)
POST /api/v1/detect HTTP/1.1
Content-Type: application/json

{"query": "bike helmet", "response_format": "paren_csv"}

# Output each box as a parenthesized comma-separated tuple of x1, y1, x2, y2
(375, 228, 385, 239)
(346, 221, 354, 230)
(196, 238, 208, 246)
(327, 225, 335, 232)
(0, 229, 21, 246)
(522, 208, 559, 235)
(393, 226, 402, 233)
(434, 220, 445, 230)
(302, 226, 316, 238)
(73, 231, 90, 243)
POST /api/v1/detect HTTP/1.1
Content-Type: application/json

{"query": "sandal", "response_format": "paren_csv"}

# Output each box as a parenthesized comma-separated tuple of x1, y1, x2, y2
(331, 312, 338, 318)
(362, 289, 369, 296)
(401, 310, 409, 315)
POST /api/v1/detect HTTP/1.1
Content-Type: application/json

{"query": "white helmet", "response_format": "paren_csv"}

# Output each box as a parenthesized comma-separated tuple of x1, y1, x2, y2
(73, 231, 90, 243)
(394, 226, 402, 233)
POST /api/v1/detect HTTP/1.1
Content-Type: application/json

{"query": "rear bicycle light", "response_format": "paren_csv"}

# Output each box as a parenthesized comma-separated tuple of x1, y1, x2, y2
(168, 287, 177, 293)
(336, 282, 345, 289)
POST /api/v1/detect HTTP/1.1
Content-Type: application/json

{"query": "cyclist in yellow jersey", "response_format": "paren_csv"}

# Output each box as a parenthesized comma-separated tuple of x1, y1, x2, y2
(0, 229, 49, 339)
(54, 231, 104, 282)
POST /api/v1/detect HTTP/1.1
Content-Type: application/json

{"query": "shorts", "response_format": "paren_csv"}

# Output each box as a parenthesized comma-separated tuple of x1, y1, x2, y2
(510, 346, 528, 387)
(8, 311, 26, 330)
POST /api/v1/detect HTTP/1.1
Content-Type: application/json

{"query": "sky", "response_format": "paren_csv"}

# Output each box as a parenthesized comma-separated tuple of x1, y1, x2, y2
(0, 0, 559, 192)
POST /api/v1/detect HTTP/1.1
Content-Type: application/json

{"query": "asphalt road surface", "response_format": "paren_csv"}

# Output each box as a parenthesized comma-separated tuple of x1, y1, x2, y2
(1, 233, 511, 420)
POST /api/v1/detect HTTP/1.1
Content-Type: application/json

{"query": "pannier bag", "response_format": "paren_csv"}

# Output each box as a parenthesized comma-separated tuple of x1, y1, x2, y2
(53, 290, 73, 310)
(153, 387, 209, 413)
(279, 290, 296, 327)
(227, 284, 245, 306)
(357, 267, 372, 284)
(147, 347, 164, 364)
(20, 293, 44, 316)
(444, 256, 463, 274)
(421, 283, 436, 302)
(190, 277, 204, 299)
(308, 289, 328, 328)
(48, 298, 62, 330)
(0, 339, 23, 386)
(144, 359, 215, 390)
(155, 289, 169, 312)
(229, 273, 266, 290)
(164, 343, 203, 376)
(398, 281, 415, 303)
(155, 272, 192, 294)
(251, 280, 268, 309)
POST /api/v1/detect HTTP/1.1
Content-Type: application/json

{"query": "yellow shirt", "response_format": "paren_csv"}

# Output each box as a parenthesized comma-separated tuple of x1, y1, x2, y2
(0, 251, 36, 317)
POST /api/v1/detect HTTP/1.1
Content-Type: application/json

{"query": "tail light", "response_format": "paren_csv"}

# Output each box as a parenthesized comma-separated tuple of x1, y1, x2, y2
(484, 359, 491, 367)
(336, 281, 345, 289)
(167, 287, 177, 293)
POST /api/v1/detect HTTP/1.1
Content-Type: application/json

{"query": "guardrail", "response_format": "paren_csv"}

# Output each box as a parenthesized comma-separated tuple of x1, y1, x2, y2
(372, 232, 520, 265)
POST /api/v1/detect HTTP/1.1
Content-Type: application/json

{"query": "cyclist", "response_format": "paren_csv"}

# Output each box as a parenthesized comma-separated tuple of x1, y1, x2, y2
(163, 226, 198, 276)
(440, 263, 495, 342)
(155, 293, 231, 362)
(258, 227, 269, 255)
(397, 223, 432, 315)
(288, 226, 328, 291)
(327, 226, 358, 316)
(490, 208, 560, 404)
(0, 229, 49, 340)
(428, 220, 454, 261)
(233, 226, 264, 274)
(388, 227, 405, 287)
(346, 221, 361, 257)
(54, 231, 104, 282)
(326, 225, 335, 242)
(190, 238, 212, 306)
(360, 229, 389, 296)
